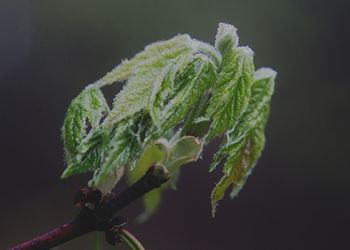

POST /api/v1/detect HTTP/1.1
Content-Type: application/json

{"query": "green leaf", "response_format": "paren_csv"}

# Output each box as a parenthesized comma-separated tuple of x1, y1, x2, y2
(61, 132, 105, 178)
(210, 68, 276, 216)
(128, 139, 168, 184)
(136, 189, 162, 223)
(215, 23, 239, 54)
(104, 67, 170, 126)
(210, 129, 265, 217)
(60, 23, 277, 217)
(128, 136, 203, 220)
(229, 126, 266, 199)
(166, 136, 203, 171)
(210, 68, 276, 174)
(206, 46, 255, 139)
(96, 35, 195, 87)
(210, 107, 270, 217)
(153, 56, 217, 132)
(127, 139, 168, 221)
(61, 88, 109, 177)
(101, 36, 197, 126)
(148, 54, 194, 128)
(89, 119, 140, 192)
(221, 106, 269, 177)
(193, 39, 222, 68)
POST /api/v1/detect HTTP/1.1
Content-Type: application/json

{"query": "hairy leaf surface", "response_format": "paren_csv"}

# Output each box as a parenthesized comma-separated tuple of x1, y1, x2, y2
(62, 88, 109, 177)
(102, 36, 197, 126)
(61, 23, 277, 218)
(206, 46, 254, 139)
(153, 56, 217, 132)
(210, 68, 276, 215)
(95, 35, 195, 87)
(90, 119, 140, 192)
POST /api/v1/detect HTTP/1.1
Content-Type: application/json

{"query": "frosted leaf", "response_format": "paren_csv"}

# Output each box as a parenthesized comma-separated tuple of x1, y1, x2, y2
(210, 67, 276, 216)
(94, 35, 195, 88)
(215, 23, 239, 54)
(60, 23, 277, 218)
(61, 88, 110, 178)
(206, 46, 255, 139)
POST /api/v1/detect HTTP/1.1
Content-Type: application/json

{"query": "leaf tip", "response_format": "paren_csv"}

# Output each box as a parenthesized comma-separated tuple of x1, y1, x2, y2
(239, 46, 255, 58)
(210, 193, 219, 218)
(61, 167, 74, 179)
(254, 67, 277, 81)
(215, 23, 239, 54)
(229, 186, 241, 199)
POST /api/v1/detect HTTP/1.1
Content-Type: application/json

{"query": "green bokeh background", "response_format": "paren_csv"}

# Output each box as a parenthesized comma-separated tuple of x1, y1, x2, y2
(0, 0, 349, 249)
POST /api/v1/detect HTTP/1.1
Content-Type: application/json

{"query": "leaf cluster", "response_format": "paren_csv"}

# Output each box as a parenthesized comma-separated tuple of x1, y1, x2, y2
(61, 23, 276, 217)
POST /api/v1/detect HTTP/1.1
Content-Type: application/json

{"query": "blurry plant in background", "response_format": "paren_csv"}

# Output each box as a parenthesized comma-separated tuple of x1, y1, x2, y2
(13, 23, 276, 249)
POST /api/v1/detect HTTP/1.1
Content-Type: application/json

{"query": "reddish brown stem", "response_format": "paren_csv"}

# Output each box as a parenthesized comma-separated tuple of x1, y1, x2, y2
(10, 165, 169, 250)
(10, 220, 93, 250)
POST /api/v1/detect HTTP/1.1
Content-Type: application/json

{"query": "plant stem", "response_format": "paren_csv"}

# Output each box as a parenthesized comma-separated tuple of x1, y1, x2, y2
(10, 165, 169, 250)
(117, 228, 146, 250)
(95, 232, 103, 250)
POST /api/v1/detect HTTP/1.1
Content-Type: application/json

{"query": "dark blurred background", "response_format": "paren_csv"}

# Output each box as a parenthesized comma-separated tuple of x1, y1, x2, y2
(1, 0, 349, 249)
